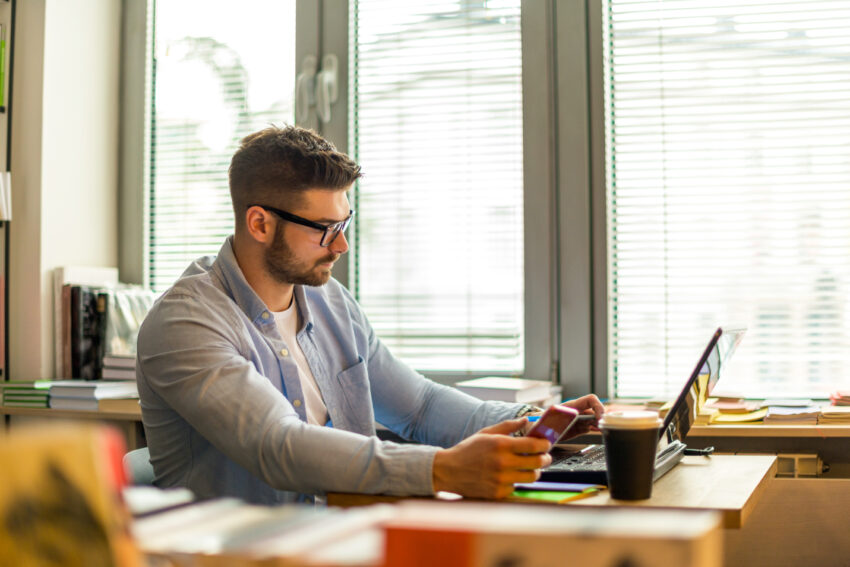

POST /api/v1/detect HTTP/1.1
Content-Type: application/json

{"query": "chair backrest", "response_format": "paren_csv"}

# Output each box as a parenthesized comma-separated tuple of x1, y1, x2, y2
(123, 446, 155, 486)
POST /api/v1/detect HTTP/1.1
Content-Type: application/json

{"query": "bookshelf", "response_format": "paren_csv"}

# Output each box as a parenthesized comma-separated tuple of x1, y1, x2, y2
(0, 405, 145, 449)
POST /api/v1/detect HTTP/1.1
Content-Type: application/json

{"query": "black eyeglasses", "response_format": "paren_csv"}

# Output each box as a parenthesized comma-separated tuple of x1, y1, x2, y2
(249, 204, 355, 247)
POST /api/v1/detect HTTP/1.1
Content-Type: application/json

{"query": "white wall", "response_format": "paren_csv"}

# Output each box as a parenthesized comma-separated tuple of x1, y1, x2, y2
(9, 0, 120, 379)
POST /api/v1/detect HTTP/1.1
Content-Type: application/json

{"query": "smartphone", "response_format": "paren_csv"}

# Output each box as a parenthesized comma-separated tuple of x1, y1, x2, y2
(525, 405, 580, 445)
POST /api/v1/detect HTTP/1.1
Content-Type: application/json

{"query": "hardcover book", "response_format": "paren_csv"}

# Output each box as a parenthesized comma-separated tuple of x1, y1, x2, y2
(70, 285, 108, 380)
(49, 380, 138, 400)
(52, 266, 118, 379)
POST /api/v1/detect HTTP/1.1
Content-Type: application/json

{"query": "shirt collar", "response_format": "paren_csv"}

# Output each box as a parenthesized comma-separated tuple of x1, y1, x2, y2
(212, 235, 315, 333)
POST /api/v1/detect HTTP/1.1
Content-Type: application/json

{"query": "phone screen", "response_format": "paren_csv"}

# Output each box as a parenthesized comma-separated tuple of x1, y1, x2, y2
(526, 406, 579, 444)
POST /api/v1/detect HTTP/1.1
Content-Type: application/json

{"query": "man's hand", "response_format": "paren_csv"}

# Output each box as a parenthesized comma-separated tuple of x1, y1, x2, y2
(432, 418, 552, 499)
(517, 394, 607, 437)
(560, 394, 605, 438)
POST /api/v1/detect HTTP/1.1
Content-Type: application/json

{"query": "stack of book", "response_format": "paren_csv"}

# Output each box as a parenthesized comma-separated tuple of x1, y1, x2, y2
(49, 379, 139, 412)
(454, 377, 560, 407)
(818, 406, 850, 424)
(762, 402, 821, 425)
(0, 380, 52, 408)
(102, 354, 137, 381)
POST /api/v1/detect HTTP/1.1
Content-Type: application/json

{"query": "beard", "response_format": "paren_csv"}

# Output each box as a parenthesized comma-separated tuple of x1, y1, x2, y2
(264, 223, 340, 286)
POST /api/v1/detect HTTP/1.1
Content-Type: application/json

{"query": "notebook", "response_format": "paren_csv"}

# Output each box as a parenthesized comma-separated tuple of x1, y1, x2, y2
(540, 326, 746, 485)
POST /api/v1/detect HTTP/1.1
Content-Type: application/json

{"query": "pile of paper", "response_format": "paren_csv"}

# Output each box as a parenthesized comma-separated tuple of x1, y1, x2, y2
(702, 399, 762, 413)
(763, 404, 821, 425)
(708, 407, 767, 425)
(700, 397, 763, 425)
(818, 406, 850, 424)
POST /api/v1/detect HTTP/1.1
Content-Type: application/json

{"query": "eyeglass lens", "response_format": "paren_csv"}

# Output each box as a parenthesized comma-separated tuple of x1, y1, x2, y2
(320, 216, 353, 247)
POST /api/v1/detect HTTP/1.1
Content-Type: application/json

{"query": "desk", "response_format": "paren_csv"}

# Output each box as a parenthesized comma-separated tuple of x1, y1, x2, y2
(329, 454, 777, 530)
(689, 424, 850, 438)
(685, 424, 850, 479)
(1, 405, 145, 448)
(569, 454, 775, 528)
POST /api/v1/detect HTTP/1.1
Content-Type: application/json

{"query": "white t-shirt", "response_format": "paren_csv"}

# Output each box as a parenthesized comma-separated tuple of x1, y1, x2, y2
(273, 299, 329, 426)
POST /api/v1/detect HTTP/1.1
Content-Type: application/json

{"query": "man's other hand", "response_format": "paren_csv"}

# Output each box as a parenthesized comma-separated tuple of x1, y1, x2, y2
(432, 418, 552, 499)
(559, 394, 605, 438)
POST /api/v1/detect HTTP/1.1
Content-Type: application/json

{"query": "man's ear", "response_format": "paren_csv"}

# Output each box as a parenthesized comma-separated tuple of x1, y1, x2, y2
(244, 206, 275, 244)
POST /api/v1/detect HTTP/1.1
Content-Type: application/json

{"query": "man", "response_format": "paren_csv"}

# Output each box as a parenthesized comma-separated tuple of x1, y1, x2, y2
(137, 126, 603, 505)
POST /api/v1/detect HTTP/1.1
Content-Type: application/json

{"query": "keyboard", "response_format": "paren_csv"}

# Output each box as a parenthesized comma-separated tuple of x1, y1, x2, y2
(550, 444, 608, 472)
(540, 440, 687, 485)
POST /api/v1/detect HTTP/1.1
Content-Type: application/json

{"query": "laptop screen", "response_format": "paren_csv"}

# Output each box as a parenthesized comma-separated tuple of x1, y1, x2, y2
(661, 327, 746, 445)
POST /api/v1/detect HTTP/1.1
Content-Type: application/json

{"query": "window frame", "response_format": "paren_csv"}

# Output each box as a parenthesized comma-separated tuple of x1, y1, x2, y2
(120, 0, 603, 390)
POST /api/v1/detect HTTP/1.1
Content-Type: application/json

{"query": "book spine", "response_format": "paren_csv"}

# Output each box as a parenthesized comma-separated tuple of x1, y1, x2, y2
(95, 291, 109, 380)
(70, 285, 82, 378)
(71, 285, 105, 380)
(61, 284, 72, 378)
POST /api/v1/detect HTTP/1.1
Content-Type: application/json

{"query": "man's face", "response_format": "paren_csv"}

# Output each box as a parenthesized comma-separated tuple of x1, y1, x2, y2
(263, 189, 351, 286)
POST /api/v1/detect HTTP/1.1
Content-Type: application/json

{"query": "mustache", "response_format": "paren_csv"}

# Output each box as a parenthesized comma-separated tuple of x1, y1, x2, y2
(316, 254, 340, 266)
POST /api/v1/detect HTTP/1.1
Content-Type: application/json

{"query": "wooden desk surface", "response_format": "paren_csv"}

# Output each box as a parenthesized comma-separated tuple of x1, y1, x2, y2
(689, 424, 850, 438)
(0, 405, 142, 421)
(569, 454, 776, 528)
(328, 454, 777, 530)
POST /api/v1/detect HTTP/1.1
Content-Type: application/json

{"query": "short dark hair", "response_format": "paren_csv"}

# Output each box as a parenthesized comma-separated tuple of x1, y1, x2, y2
(228, 125, 362, 227)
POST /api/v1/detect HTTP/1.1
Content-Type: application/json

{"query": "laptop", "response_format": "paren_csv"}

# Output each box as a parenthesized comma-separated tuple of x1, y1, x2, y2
(540, 326, 746, 485)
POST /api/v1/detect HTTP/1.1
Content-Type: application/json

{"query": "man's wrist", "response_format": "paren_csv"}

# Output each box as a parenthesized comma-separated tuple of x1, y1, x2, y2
(432, 448, 451, 493)
(514, 404, 543, 419)
(513, 404, 543, 437)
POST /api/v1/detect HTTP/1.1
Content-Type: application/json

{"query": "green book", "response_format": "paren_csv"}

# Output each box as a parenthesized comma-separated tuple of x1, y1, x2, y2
(4, 393, 51, 402)
(0, 380, 54, 390)
(510, 489, 599, 503)
(2, 399, 50, 408)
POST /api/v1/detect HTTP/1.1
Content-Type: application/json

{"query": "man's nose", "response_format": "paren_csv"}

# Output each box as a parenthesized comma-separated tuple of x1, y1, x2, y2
(329, 230, 349, 254)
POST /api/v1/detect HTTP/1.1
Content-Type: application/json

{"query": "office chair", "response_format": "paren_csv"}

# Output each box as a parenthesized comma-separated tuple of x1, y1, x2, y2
(123, 446, 155, 486)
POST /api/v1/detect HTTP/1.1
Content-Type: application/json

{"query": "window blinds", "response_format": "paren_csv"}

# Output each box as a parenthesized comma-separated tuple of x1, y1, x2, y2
(150, 1, 296, 292)
(605, 0, 850, 397)
(351, 1, 524, 373)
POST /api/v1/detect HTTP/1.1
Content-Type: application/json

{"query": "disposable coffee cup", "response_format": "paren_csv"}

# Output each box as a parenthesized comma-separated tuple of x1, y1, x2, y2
(598, 410, 664, 500)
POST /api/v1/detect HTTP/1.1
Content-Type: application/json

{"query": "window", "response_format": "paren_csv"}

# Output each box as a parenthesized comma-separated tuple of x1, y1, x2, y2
(604, 0, 850, 397)
(141, 1, 547, 381)
(350, 1, 526, 374)
(149, 0, 297, 292)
